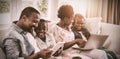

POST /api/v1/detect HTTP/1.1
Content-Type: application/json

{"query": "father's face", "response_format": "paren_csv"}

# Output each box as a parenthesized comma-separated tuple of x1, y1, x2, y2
(24, 13, 40, 32)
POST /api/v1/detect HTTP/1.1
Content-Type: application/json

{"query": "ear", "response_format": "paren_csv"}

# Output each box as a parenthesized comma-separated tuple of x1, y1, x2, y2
(22, 15, 27, 21)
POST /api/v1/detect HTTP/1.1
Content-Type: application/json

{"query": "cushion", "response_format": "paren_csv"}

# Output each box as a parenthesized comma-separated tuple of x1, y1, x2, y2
(84, 17, 102, 34)
(102, 23, 120, 56)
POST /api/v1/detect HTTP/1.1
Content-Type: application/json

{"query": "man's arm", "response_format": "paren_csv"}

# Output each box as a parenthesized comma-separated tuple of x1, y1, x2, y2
(3, 38, 52, 59)
(25, 49, 52, 59)
(3, 38, 25, 59)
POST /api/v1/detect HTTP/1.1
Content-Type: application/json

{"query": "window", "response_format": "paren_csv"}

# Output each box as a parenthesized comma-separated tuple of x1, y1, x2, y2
(22, 0, 48, 18)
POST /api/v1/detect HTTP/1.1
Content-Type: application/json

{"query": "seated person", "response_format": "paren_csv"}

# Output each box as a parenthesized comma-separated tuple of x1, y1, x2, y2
(48, 5, 86, 50)
(72, 13, 111, 59)
(72, 13, 91, 41)
(2, 7, 52, 59)
(34, 19, 56, 50)
(34, 19, 63, 58)
(48, 5, 91, 59)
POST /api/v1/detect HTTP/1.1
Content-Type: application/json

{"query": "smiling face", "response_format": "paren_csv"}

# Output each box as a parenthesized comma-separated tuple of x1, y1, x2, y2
(35, 19, 48, 40)
(23, 12, 40, 32)
(18, 7, 40, 32)
(74, 19, 84, 30)
(73, 14, 85, 31)
(38, 23, 46, 39)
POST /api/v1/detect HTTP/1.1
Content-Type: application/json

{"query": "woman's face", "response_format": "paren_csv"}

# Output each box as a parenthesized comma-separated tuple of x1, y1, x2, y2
(74, 18, 84, 31)
(63, 16, 74, 26)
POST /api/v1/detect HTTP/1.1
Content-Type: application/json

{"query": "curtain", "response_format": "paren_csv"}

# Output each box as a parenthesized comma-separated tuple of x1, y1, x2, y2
(107, 0, 120, 25)
(85, 0, 120, 25)
(86, 0, 102, 18)
(58, 0, 120, 25)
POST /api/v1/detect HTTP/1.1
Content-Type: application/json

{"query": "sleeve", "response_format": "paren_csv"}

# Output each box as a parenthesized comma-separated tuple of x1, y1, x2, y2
(3, 38, 24, 59)
(82, 28, 91, 39)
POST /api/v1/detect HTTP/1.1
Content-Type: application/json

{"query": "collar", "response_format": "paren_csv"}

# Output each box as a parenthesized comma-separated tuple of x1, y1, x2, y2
(12, 21, 27, 35)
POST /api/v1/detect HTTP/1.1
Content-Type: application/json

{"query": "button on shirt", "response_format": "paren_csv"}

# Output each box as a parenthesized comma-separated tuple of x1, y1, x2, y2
(2, 22, 34, 59)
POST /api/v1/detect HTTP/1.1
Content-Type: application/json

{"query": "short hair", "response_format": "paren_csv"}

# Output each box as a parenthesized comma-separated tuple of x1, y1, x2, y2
(57, 5, 74, 20)
(73, 13, 85, 26)
(19, 7, 40, 19)
(34, 19, 46, 34)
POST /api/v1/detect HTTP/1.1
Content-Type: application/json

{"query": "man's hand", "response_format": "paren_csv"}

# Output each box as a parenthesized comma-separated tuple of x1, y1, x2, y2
(37, 49, 53, 59)
(75, 39, 86, 48)
(25, 49, 52, 59)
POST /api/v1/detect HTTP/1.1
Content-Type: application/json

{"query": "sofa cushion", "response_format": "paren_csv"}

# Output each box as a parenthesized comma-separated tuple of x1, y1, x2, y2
(84, 17, 102, 34)
(102, 23, 120, 56)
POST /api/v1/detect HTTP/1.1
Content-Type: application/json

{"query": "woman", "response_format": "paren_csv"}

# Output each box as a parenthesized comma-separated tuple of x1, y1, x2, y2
(72, 13, 108, 59)
(49, 5, 86, 50)
(48, 5, 91, 59)
(72, 13, 91, 41)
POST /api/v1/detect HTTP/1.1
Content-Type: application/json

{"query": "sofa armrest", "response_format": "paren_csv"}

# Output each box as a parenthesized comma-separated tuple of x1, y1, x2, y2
(101, 23, 120, 58)
(0, 48, 6, 59)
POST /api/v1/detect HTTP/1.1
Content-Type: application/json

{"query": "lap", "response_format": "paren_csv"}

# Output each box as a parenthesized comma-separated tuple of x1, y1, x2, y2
(54, 48, 107, 59)
(80, 49, 108, 59)
(61, 48, 92, 59)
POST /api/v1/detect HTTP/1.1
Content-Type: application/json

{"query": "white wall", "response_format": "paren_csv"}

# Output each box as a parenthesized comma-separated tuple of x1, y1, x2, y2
(0, 0, 11, 24)
(47, 0, 59, 22)
(11, 0, 22, 21)
(0, 13, 11, 24)
(0, 0, 22, 45)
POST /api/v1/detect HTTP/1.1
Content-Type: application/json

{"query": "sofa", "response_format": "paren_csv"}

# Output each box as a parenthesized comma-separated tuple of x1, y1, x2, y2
(101, 23, 120, 59)
(84, 17, 120, 59)
(0, 17, 120, 59)
(0, 24, 10, 59)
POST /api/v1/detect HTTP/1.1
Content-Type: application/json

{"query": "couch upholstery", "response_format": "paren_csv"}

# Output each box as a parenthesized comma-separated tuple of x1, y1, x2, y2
(0, 48, 6, 59)
(101, 23, 120, 58)
(0, 24, 10, 59)
(84, 17, 120, 58)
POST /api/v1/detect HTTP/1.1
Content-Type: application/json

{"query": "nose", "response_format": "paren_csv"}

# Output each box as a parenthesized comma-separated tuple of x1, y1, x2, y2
(41, 30, 46, 33)
(32, 23, 38, 27)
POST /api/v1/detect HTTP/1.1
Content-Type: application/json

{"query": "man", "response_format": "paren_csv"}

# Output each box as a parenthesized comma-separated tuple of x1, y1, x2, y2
(2, 7, 52, 59)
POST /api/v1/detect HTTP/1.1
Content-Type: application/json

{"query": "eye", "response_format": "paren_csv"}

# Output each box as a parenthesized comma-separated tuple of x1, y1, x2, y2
(32, 20, 38, 23)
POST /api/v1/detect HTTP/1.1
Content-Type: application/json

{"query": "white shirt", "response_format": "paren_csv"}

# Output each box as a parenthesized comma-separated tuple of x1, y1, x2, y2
(26, 33, 40, 53)
(35, 33, 56, 50)
(49, 24, 75, 43)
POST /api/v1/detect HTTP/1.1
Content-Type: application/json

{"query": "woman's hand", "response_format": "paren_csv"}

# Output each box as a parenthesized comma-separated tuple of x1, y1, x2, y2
(75, 39, 86, 48)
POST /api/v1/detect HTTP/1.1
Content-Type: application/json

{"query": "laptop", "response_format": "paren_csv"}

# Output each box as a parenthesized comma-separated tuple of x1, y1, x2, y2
(73, 34, 108, 51)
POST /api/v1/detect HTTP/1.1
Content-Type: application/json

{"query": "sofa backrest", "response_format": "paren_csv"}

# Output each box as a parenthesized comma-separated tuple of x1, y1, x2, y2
(84, 17, 102, 34)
